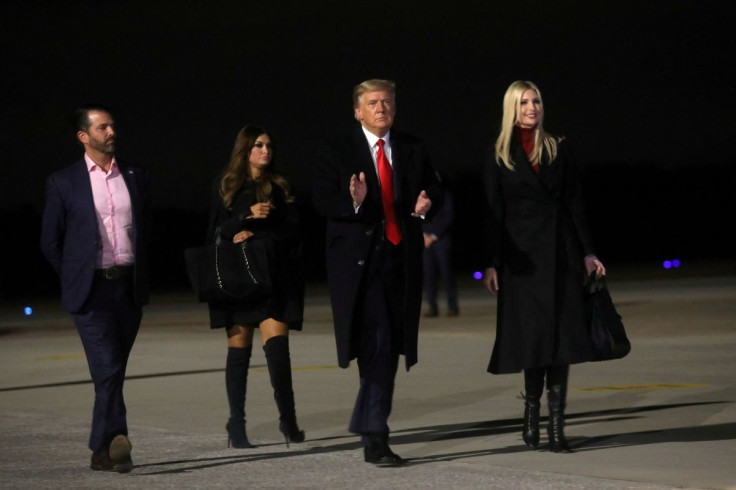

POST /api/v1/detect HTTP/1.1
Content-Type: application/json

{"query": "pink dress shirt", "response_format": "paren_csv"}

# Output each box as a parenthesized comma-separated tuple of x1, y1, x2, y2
(85, 154, 134, 268)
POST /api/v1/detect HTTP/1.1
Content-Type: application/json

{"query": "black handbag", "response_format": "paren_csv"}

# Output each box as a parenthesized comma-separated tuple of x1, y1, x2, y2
(585, 272, 631, 361)
(184, 233, 273, 302)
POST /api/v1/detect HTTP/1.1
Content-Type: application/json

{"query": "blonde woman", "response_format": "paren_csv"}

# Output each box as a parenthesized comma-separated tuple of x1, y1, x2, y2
(207, 125, 305, 448)
(482, 81, 606, 452)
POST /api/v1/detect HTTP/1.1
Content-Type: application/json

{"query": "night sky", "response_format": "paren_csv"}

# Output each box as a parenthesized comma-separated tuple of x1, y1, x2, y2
(1, 0, 733, 297)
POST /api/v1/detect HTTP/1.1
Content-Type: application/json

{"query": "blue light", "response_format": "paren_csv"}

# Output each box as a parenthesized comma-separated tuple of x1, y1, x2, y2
(473, 271, 483, 280)
(24, 306, 33, 316)
(663, 260, 672, 269)
(672, 259, 681, 268)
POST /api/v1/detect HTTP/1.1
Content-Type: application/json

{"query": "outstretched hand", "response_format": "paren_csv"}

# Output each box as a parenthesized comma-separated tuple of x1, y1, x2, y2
(411, 190, 432, 217)
(350, 172, 367, 207)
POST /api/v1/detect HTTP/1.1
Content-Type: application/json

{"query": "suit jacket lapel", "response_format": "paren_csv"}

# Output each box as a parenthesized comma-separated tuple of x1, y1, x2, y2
(73, 159, 98, 223)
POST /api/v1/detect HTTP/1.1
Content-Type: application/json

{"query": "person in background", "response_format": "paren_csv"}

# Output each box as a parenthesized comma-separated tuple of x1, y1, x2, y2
(422, 187, 459, 317)
(207, 125, 305, 449)
(40, 104, 150, 472)
(482, 81, 606, 453)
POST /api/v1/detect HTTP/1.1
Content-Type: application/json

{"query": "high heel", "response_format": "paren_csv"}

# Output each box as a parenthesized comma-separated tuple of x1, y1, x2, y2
(279, 420, 305, 448)
(264, 336, 305, 448)
(226, 421, 254, 449)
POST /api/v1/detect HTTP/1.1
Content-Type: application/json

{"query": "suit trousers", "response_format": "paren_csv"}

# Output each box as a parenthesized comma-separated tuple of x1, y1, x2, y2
(349, 240, 404, 444)
(72, 274, 142, 452)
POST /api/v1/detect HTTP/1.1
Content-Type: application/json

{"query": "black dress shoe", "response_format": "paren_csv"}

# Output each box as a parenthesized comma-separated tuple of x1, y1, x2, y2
(363, 435, 406, 466)
(364, 446, 405, 466)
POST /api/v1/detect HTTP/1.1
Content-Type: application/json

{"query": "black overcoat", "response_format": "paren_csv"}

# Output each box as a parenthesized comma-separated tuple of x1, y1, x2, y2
(313, 127, 442, 370)
(483, 138, 597, 374)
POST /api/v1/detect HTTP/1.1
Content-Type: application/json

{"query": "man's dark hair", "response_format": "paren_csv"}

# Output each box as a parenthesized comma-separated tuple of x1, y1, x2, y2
(73, 104, 113, 133)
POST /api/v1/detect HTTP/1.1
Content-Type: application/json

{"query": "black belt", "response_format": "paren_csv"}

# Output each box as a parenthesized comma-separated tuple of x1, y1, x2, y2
(95, 265, 133, 280)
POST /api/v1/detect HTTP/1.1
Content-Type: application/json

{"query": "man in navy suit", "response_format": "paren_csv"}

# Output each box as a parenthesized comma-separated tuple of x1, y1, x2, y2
(40, 105, 150, 473)
(313, 79, 442, 465)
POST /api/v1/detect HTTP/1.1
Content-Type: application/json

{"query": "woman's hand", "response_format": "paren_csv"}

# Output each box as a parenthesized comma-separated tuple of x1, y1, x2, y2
(233, 230, 254, 243)
(483, 267, 499, 296)
(584, 255, 606, 279)
(248, 202, 274, 219)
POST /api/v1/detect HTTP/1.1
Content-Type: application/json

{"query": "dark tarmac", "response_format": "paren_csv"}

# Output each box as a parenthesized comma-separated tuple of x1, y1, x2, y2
(1, 262, 735, 489)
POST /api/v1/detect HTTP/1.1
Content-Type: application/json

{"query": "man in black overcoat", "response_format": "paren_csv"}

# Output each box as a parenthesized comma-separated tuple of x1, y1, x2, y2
(313, 79, 442, 465)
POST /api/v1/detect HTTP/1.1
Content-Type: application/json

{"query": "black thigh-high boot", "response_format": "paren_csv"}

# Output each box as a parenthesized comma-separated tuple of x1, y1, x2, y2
(263, 335, 304, 447)
(225, 346, 254, 448)
(522, 367, 545, 448)
(547, 364, 573, 453)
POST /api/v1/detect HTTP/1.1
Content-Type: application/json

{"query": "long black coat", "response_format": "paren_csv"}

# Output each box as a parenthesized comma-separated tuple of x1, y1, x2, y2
(313, 127, 442, 370)
(483, 138, 597, 374)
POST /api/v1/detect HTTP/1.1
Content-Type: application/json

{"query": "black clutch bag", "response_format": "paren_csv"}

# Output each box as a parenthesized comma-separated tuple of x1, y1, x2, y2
(184, 234, 273, 302)
(585, 272, 631, 361)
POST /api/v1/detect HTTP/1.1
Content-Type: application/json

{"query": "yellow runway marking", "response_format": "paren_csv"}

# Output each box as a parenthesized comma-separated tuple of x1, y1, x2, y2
(35, 354, 86, 361)
(574, 383, 707, 392)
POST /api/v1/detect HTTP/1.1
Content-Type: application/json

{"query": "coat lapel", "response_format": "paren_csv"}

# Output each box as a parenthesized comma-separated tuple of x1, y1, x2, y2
(389, 132, 406, 203)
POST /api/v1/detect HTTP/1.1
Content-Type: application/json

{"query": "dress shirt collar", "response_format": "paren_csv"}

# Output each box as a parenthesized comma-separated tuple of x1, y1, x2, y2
(361, 126, 391, 150)
(85, 153, 118, 174)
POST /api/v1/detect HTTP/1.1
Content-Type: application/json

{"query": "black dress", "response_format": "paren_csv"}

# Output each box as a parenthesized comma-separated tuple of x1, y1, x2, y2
(206, 180, 304, 330)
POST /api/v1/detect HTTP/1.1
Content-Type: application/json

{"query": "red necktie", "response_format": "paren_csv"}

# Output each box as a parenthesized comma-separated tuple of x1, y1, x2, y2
(376, 139, 401, 245)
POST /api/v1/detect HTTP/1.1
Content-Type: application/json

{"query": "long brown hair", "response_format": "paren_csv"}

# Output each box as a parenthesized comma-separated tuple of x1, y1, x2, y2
(219, 126, 294, 209)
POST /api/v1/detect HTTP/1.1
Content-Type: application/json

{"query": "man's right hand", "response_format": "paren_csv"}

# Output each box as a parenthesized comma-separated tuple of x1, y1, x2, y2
(350, 172, 367, 207)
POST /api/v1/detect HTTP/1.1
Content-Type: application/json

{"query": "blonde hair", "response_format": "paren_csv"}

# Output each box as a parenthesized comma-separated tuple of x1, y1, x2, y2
(352, 79, 396, 120)
(219, 126, 293, 209)
(494, 80, 559, 170)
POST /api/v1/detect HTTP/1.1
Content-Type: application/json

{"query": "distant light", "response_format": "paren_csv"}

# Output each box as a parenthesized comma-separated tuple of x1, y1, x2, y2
(672, 259, 681, 268)
(663, 260, 672, 269)
(473, 271, 483, 280)
(24, 306, 33, 316)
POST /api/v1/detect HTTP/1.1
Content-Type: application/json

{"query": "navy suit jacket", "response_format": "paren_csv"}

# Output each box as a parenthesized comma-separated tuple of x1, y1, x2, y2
(40, 159, 151, 313)
(313, 127, 442, 370)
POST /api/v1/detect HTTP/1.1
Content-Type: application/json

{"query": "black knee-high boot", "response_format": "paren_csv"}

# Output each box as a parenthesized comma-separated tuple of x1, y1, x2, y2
(225, 346, 253, 448)
(547, 364, 573, 453)
(522, 367, 545, 448)
(263, 336, 304, 447)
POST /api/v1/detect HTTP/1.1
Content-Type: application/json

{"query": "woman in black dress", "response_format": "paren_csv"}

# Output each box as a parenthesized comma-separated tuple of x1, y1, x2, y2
(482, 81, 606, 452)
(207, 125, 305, 448)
